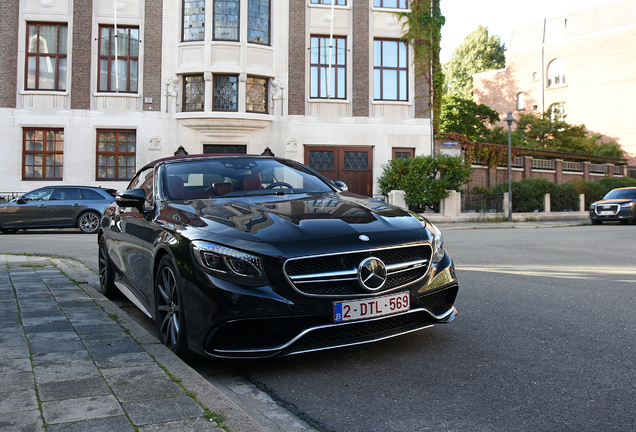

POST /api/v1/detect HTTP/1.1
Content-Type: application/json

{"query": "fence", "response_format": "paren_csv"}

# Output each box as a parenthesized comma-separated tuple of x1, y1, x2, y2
(0, 192, 20, 203)
(461, 193, 504, 213)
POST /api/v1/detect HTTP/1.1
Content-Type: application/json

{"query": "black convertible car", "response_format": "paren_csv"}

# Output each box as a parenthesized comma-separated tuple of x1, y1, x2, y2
(98, 154, 458, 359)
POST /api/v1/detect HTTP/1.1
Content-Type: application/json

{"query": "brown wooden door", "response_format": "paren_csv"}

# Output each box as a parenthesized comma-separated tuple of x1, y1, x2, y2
(304, 146, 373, 196)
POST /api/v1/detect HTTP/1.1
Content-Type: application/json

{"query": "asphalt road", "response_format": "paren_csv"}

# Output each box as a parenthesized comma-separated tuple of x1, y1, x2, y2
(2, 224, 635, 431)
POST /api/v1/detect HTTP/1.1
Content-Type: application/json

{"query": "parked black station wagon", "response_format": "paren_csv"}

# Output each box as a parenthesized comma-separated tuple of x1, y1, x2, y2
(589, 187, 636, 225)
(0, 186, 117, 234)
(98, 154, 458, 359)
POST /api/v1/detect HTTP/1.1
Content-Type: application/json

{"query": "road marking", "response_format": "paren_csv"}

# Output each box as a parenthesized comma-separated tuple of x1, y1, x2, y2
(456, 265, 636, 281)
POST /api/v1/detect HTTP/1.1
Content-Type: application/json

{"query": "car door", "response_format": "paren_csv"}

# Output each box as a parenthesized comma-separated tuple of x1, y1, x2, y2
(49, 188, 84, 226)
(1, 188, 55, 228)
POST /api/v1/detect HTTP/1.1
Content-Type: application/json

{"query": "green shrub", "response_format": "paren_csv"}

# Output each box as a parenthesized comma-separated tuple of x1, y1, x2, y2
(378, 154, 472, 211)
(493, 177, 555, 212)
(585, 177, 636, 207)
(551, 183, 580, 211)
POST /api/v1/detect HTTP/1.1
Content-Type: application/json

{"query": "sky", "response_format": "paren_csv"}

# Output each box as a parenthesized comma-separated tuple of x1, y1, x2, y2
(439, 0, 625, 62)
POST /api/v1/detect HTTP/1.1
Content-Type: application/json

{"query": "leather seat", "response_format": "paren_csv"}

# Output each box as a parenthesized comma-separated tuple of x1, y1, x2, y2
(242, 173, 263, 191)
(213, 182, 234, 196)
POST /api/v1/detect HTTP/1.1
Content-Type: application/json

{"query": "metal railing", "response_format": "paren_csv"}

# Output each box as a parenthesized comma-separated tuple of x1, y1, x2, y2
(532, 159, 555, 170)
(562, 161, 582, 172)
(590, 164, 609, 174)
(461, 193, 504, 213)
(0, 192, 20, 203)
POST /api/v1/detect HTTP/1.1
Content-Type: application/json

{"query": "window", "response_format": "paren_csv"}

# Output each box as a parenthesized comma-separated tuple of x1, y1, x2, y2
(214, 0, 239, 41)
(532, 72, 538, 80)
(373, 0, 408, 8)
(96, 130, 136, 180)
(183, 0, 205, 41)
(98, 26, 139, 93)
(516, 92, 525, 110)
(246, 76, 268, 113)
(248, 0, 270, 44)
(23, 129, 63, 180)
(203, 144, 247, 154)
(213, 75, 238, 111)
(548, 103, 565, 122)
(26, 23, 68, 91)
(310, 35, 347, 99)
(310, 0, 346, 5)
(374, 39, 408, 101)
(547, 58, 566, 88)
(183, 75, 205, 111)
(393, 148, 414, 159)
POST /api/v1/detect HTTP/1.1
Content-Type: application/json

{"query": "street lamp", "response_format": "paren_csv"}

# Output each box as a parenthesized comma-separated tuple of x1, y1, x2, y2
(503, 111, 516, 221)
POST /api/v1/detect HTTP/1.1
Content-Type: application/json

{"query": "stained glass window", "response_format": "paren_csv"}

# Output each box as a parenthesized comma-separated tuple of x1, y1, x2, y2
(23, 129, 64, 179)
(213, 75, 238, 111)
(183, 0, 205, 41)
(248, 0, 270, 44)
(26, 23, 68, 91)
(246, 77, 268, 113)
(214, 0, 239, 41)
(344, 152, 368, 170)
(184, 75, 205, 111)
(97, 130, 136, 180)
(309, 151, 335, 170)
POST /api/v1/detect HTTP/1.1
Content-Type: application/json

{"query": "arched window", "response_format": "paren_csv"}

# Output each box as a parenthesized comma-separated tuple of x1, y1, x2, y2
(547, 59, 566, 88)
(548, 103, 565, 121)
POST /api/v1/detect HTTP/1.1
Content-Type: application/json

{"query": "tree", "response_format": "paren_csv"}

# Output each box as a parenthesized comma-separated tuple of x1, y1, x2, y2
(378, 154, 472, 211)
(440, 95, 500, 142)
(514, 107, 625, 158)
(443, 25, 506, 99)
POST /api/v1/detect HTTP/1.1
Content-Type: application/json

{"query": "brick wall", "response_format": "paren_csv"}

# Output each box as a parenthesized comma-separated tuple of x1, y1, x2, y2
(71, 0, 93, 110)
(351, 0, 369, 117)
(143, 0, 163, 112)
(288, 0, 305, 115)
(0, 0, 19, 108)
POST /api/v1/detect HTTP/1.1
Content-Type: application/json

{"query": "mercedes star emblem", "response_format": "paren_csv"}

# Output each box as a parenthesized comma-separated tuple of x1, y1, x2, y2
(357, 257, 387, 291)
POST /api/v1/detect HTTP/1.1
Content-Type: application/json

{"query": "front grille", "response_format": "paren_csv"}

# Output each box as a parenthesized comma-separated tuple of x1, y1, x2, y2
(595, 204, 619, 215)
(284, 245, 431, 297)
(417, 284, 459, 316)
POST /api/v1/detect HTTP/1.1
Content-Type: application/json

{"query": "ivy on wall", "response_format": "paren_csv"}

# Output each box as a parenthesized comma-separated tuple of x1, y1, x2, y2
(396, 0, 445, 136)
(442, 133, 520, 168)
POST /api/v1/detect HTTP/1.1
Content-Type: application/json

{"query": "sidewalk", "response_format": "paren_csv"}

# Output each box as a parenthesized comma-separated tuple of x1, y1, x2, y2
(0, 254, 264, 432)
(433, 218, 589, 230)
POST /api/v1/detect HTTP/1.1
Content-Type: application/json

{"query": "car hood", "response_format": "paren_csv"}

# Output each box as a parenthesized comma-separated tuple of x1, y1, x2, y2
(158, 192, 427, 243)
(593, 199, 635, 205)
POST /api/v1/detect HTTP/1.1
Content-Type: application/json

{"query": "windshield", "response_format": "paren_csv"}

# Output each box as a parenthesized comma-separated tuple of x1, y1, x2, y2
(603, 189, 636, 200)
(163, 157, 333, 200)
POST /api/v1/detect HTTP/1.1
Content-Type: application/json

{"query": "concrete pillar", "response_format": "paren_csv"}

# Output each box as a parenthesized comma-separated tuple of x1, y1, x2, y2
(388, 190, 407, 210)
(544, 193, 551, 213)
(523, 156, 533, 180)
(583, 162, 591, 181)
(580, 194, 586, 212)
(555, 159, 563, 184)
(441, 190, 461, 217)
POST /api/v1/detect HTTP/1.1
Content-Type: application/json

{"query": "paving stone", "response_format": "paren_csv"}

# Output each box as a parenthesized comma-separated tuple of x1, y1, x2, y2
(33, 352, 100, 384)
(101, 365, 168, 384)
(139, 417, 221, 432)
(0, 409, 43, 432)
(0, 357, 32, 374)
(74, 323, 123, 335)
(124, 396, 204, 426)
(21, 309, 65, 319)
(0, 314, 20, 324)
(21, 315, 68, 327)
(29, 340, 86, 355)
(0, 345, 30, 360)
(85, 340, 144, 357)
(46, 416, 135, 432)
(38, 377, 112, 402)
(0, 334, 27, 346)
(111, 377, 185, 403)
(0, 372, 35, 393)
(42, 395, 124, 425)
(80, 333, 131, 345)
(0, 389, 39, 414)
(26, 331, 80, 343)
(24, 322, 75, 334)
(92, 352, 155, 369)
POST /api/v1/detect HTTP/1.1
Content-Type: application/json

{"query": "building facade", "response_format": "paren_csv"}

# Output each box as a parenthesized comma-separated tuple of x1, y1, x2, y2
(0, 0, 432, 197)
(472, 0, 636, 165)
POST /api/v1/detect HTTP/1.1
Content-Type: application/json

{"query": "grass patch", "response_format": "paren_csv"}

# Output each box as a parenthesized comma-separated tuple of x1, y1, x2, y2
(20, 264, 47, 268)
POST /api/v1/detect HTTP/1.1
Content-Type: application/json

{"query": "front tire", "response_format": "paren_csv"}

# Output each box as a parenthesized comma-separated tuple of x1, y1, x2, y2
(98, 237, 120, 299)
(78, 211, 101, 234)
(155, 256, 194, 361)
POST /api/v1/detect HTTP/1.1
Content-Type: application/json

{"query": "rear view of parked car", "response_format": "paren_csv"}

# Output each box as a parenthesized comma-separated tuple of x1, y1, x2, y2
(0, 186, 117, 234)
(589, 187, 636, 225)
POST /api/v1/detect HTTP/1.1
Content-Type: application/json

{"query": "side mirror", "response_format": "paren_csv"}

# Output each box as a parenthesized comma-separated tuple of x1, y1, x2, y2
(115, 188, 146, 211)
(16, 198, 26, 204)
(332, 180, 348, 191)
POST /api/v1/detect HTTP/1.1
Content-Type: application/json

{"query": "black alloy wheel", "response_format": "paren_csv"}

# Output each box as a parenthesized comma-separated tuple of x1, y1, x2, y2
(155, 256, 193, 360)
(78, 211, 101, 234)
(98, 237, 120, 299)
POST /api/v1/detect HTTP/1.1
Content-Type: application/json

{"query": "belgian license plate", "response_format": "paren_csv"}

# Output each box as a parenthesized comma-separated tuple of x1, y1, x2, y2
(333, 292, 410, 323)
(600, 211, 614, 215)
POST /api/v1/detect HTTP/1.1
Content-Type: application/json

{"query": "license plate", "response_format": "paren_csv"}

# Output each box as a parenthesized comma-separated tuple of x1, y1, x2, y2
(600, 211, 614, 215)
(333, 292, 410, 323)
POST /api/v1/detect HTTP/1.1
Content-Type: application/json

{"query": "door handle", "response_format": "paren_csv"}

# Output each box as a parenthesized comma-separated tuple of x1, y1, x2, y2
(37, 205, 46, 208)
(72, 204, 81, 207)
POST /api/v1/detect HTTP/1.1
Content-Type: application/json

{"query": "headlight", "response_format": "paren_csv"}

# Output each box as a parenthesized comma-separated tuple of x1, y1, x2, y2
(621, 203, 633, 209)
(430, 223, 445, 264)
(191, 240, 268, 286)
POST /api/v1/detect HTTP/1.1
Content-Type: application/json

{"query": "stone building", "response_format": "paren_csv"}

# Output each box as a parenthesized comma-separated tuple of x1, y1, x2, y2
(472, 0, 636, 165)
(0, 0, 433, 197)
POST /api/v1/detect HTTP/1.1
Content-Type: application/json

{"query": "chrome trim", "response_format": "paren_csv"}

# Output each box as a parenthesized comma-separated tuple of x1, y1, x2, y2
(206, 306, 453, 358)
(283, 244, 432, 298)
(114, 281, 153, 318)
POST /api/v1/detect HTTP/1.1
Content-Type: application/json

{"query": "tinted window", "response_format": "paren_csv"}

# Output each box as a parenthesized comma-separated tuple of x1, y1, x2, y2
(51, 188, 81, 200)
(81, 189, 107, 200)
(22, 188, 54, 201)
